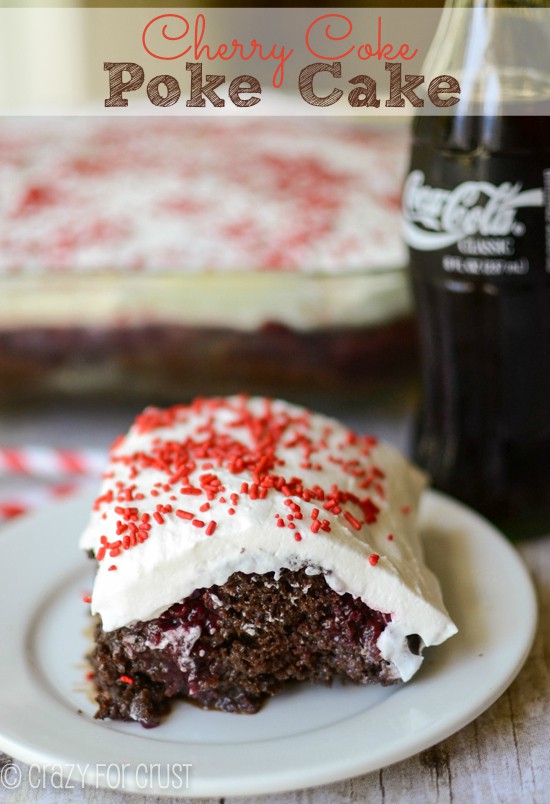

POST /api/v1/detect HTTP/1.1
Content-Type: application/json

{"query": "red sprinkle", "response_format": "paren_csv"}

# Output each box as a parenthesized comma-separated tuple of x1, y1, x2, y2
(387, 533, 394, 541)
(369, 554, 380, 566)
(82, 594, 92, 604)
(119, 675, 134, 684)
(108, 564, 117, 571)
(93, 398, 395, 563)
(344, 511, 362, 531)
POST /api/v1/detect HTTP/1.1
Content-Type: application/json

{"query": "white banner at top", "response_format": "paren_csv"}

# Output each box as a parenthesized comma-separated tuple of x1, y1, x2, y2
(0, 7, 549, 116)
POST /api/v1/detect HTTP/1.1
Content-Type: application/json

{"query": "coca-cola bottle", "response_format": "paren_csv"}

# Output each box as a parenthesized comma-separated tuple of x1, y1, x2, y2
(403, 0, 550, 537)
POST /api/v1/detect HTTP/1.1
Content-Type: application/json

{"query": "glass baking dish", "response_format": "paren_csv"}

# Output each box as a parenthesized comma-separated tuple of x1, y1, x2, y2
(0, 116, 415, 405)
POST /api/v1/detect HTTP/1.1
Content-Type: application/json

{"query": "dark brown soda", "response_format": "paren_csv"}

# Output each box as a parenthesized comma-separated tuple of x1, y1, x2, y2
(407, 110, 550, 538)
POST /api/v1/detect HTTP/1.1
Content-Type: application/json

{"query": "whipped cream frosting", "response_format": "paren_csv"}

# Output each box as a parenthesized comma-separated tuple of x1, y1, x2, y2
(0, 118, 407, 277)
(80, 396, 457, 681)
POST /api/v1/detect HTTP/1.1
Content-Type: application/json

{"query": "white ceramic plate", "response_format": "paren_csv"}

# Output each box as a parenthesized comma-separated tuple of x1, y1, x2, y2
(0, 490, 537, 798)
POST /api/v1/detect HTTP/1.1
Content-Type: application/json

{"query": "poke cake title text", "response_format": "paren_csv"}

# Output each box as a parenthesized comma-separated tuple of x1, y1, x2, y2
(103, 13, 461, 111)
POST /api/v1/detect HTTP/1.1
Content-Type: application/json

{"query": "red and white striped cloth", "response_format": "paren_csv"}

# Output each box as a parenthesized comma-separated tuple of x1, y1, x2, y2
(0, 446, 105, 523)
(0, 446, 105, 478)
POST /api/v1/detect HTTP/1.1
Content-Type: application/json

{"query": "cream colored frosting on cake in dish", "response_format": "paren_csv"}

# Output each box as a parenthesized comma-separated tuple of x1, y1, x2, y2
(0, 119, 409, 331)
(80, 395, 457, 681)
(0, 119, 406, 277)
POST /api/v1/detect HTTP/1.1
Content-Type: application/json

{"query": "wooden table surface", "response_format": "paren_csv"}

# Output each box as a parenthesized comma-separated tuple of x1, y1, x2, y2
(0, 405, 547, 804)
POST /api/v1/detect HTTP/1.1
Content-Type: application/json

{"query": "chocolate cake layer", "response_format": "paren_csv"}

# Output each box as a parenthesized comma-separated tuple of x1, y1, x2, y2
(0, 320, 416, 402)
(90, 568, 407, 728)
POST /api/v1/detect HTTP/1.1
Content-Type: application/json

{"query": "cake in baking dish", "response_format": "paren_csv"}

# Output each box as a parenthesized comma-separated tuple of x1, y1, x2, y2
(80, 395, 456, 727)
(0, 118, 414, 398)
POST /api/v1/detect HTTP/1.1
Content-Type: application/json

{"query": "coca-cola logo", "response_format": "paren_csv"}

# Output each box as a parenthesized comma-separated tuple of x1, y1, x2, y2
(402, 170, 543, 251)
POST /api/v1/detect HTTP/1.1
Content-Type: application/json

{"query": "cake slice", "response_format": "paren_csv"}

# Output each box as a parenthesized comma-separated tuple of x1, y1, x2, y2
(80, 395, 457, 727)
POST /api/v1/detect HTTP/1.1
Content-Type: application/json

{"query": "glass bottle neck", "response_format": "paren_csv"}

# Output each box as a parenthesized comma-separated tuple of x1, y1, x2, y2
(445, 0, 548, 9)
(425, 0, 550, 114)
(445, 1, 547, 7)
